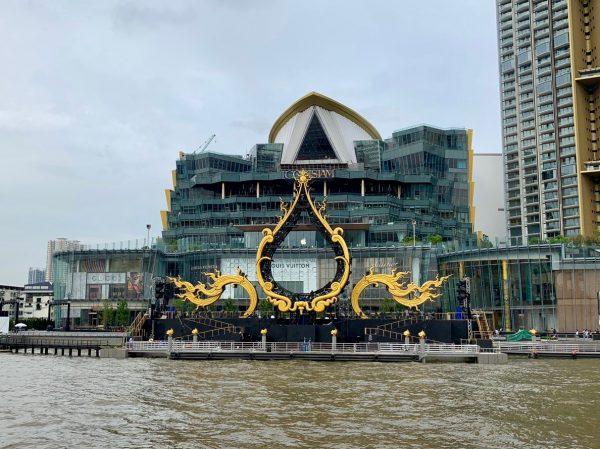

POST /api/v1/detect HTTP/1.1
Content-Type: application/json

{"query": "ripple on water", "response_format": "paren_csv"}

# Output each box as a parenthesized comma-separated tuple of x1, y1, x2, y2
(0, 355, 598, 449)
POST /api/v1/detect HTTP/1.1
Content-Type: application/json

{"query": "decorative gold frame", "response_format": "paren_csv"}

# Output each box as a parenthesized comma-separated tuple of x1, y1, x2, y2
(350, 268, 451, 319)
(255, 170, 351, 313)
(168, 268, 257, 318)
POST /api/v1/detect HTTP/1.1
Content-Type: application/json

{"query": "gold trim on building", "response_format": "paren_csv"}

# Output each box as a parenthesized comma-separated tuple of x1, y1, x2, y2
(568, 0, 600, 236)
(268, 91, 382, 143)
(160, 210, 169, 231)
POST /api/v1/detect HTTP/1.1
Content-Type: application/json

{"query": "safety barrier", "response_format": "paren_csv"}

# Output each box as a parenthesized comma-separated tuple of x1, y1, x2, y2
(128, 340, 483, 354)
(496, 342, 600, 353)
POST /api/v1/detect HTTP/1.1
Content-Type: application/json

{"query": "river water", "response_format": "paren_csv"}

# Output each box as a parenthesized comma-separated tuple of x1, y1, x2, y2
(0, 354, 598, 449)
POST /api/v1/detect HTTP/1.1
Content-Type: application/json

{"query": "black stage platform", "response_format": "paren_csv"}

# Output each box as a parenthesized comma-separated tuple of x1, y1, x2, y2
(147, 317, 469, 344)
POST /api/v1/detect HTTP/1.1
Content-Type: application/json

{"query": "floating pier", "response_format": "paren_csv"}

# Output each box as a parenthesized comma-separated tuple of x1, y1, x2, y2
(127, 340, 508, 364)
(0, 332, 126, 358)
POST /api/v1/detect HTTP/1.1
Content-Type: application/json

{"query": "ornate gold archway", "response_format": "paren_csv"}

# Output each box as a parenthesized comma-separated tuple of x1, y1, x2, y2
(255, 170, 351, 313)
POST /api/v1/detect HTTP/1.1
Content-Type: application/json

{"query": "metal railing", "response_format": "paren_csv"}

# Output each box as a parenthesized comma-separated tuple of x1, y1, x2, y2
(0, 335, 117, 348)
(13, 331, 127, 338)
(128, 340, 483, 354)
(496, 342, 600, 353)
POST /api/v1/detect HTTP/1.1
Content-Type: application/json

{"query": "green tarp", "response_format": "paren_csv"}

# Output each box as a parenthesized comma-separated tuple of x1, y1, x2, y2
(506, 329, 533, 342)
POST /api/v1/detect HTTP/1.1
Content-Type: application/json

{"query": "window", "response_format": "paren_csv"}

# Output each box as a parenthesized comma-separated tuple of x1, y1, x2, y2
(295, 114, 337, 161)
(87, 285, 102, 301)
(564, 218, 580, 228)
(562, 186, 578, 197)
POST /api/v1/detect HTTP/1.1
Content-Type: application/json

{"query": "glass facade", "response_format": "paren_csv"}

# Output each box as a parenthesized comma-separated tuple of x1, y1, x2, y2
(52, 249, 155, 327)
(53, 241, 600, 332)
(439, 243, 600, 332)
(295, 115, 337, 161)
(163, 124, 474, 249)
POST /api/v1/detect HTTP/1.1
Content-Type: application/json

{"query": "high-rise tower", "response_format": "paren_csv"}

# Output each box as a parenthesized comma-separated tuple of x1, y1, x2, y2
(497, 0, 598, 244)
(46, 238, 81, 282)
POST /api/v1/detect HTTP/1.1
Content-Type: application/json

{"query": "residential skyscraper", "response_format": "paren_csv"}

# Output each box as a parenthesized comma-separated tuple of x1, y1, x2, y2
(496, 0, 599, 244)
(46, 238, 81, 282)
(27, 267, 46, 284)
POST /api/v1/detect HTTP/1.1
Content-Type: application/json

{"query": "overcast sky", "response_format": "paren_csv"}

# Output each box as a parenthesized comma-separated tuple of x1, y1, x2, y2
(0, 0, 499, 285)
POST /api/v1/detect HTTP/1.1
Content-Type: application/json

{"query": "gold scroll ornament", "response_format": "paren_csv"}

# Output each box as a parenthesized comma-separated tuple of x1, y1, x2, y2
(255, 170, 351, 313)
(351, 267, 451, 319)
(167, 268, 257, 318)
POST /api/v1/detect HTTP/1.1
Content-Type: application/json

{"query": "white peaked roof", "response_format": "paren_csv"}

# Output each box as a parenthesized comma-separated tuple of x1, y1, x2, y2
(269, 92, 381, 165)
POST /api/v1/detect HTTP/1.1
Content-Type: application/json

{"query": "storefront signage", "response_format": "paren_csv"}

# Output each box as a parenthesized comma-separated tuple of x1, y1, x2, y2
(221, 257, 318, 295)
(86, 273, 126, 284)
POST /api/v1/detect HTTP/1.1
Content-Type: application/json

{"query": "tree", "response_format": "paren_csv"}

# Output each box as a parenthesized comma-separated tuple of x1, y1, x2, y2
(402, 235, 415, 244)
(101, 300, 114, 328)
(258, 299, 273, 316)
(585, 230, 600, 246)
(427, 234, 443, 245)
(571, 234, 585, 246)
(548, 235, 570, 244)
(223, 298, 237, 314)
(528, 237, 543, 244)
(173, 298, 195, 315)
(379, 297, 395, 314)
(115, 300, 130, 327)
(479, 236, 493, 248)
(20, 318, 52, 330)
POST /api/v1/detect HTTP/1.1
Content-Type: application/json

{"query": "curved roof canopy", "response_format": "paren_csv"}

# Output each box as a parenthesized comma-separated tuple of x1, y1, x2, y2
(269, 92, 381, 165)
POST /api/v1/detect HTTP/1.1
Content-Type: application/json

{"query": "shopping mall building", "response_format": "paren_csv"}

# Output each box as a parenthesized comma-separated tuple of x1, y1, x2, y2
(52, 93, 600, 332)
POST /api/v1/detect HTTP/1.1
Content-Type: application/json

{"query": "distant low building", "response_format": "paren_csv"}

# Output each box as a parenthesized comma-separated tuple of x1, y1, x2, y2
(21, 282, 53, 321)
(0, 284, 24, 320)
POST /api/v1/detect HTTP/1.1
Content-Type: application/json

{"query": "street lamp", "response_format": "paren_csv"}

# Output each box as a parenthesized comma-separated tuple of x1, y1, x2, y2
(412, 219, 417, 247)
(146, 224, 151, 248)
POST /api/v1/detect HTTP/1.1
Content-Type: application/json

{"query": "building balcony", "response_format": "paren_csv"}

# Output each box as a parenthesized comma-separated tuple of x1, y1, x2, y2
(583, 161, 600, 176)
(576, 67, 600, 88)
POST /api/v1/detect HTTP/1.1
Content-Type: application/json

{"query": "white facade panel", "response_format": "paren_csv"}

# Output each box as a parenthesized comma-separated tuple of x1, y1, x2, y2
(473, 153, 507, 242)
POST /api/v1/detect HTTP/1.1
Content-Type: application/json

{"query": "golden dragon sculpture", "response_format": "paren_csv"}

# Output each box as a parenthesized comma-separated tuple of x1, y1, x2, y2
(350, 267, 451, 319)
(167, 267, 257, 318)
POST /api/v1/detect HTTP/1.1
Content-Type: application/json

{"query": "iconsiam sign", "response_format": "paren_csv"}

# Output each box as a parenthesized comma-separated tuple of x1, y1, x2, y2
(168, 170, 450, 317)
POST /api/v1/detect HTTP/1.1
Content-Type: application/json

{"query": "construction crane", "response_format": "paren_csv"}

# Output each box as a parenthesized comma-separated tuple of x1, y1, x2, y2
(195, 134, 216, 154)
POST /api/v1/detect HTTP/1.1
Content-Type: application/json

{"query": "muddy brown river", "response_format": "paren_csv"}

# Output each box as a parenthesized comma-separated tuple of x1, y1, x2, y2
(0, 354, 598, 448)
